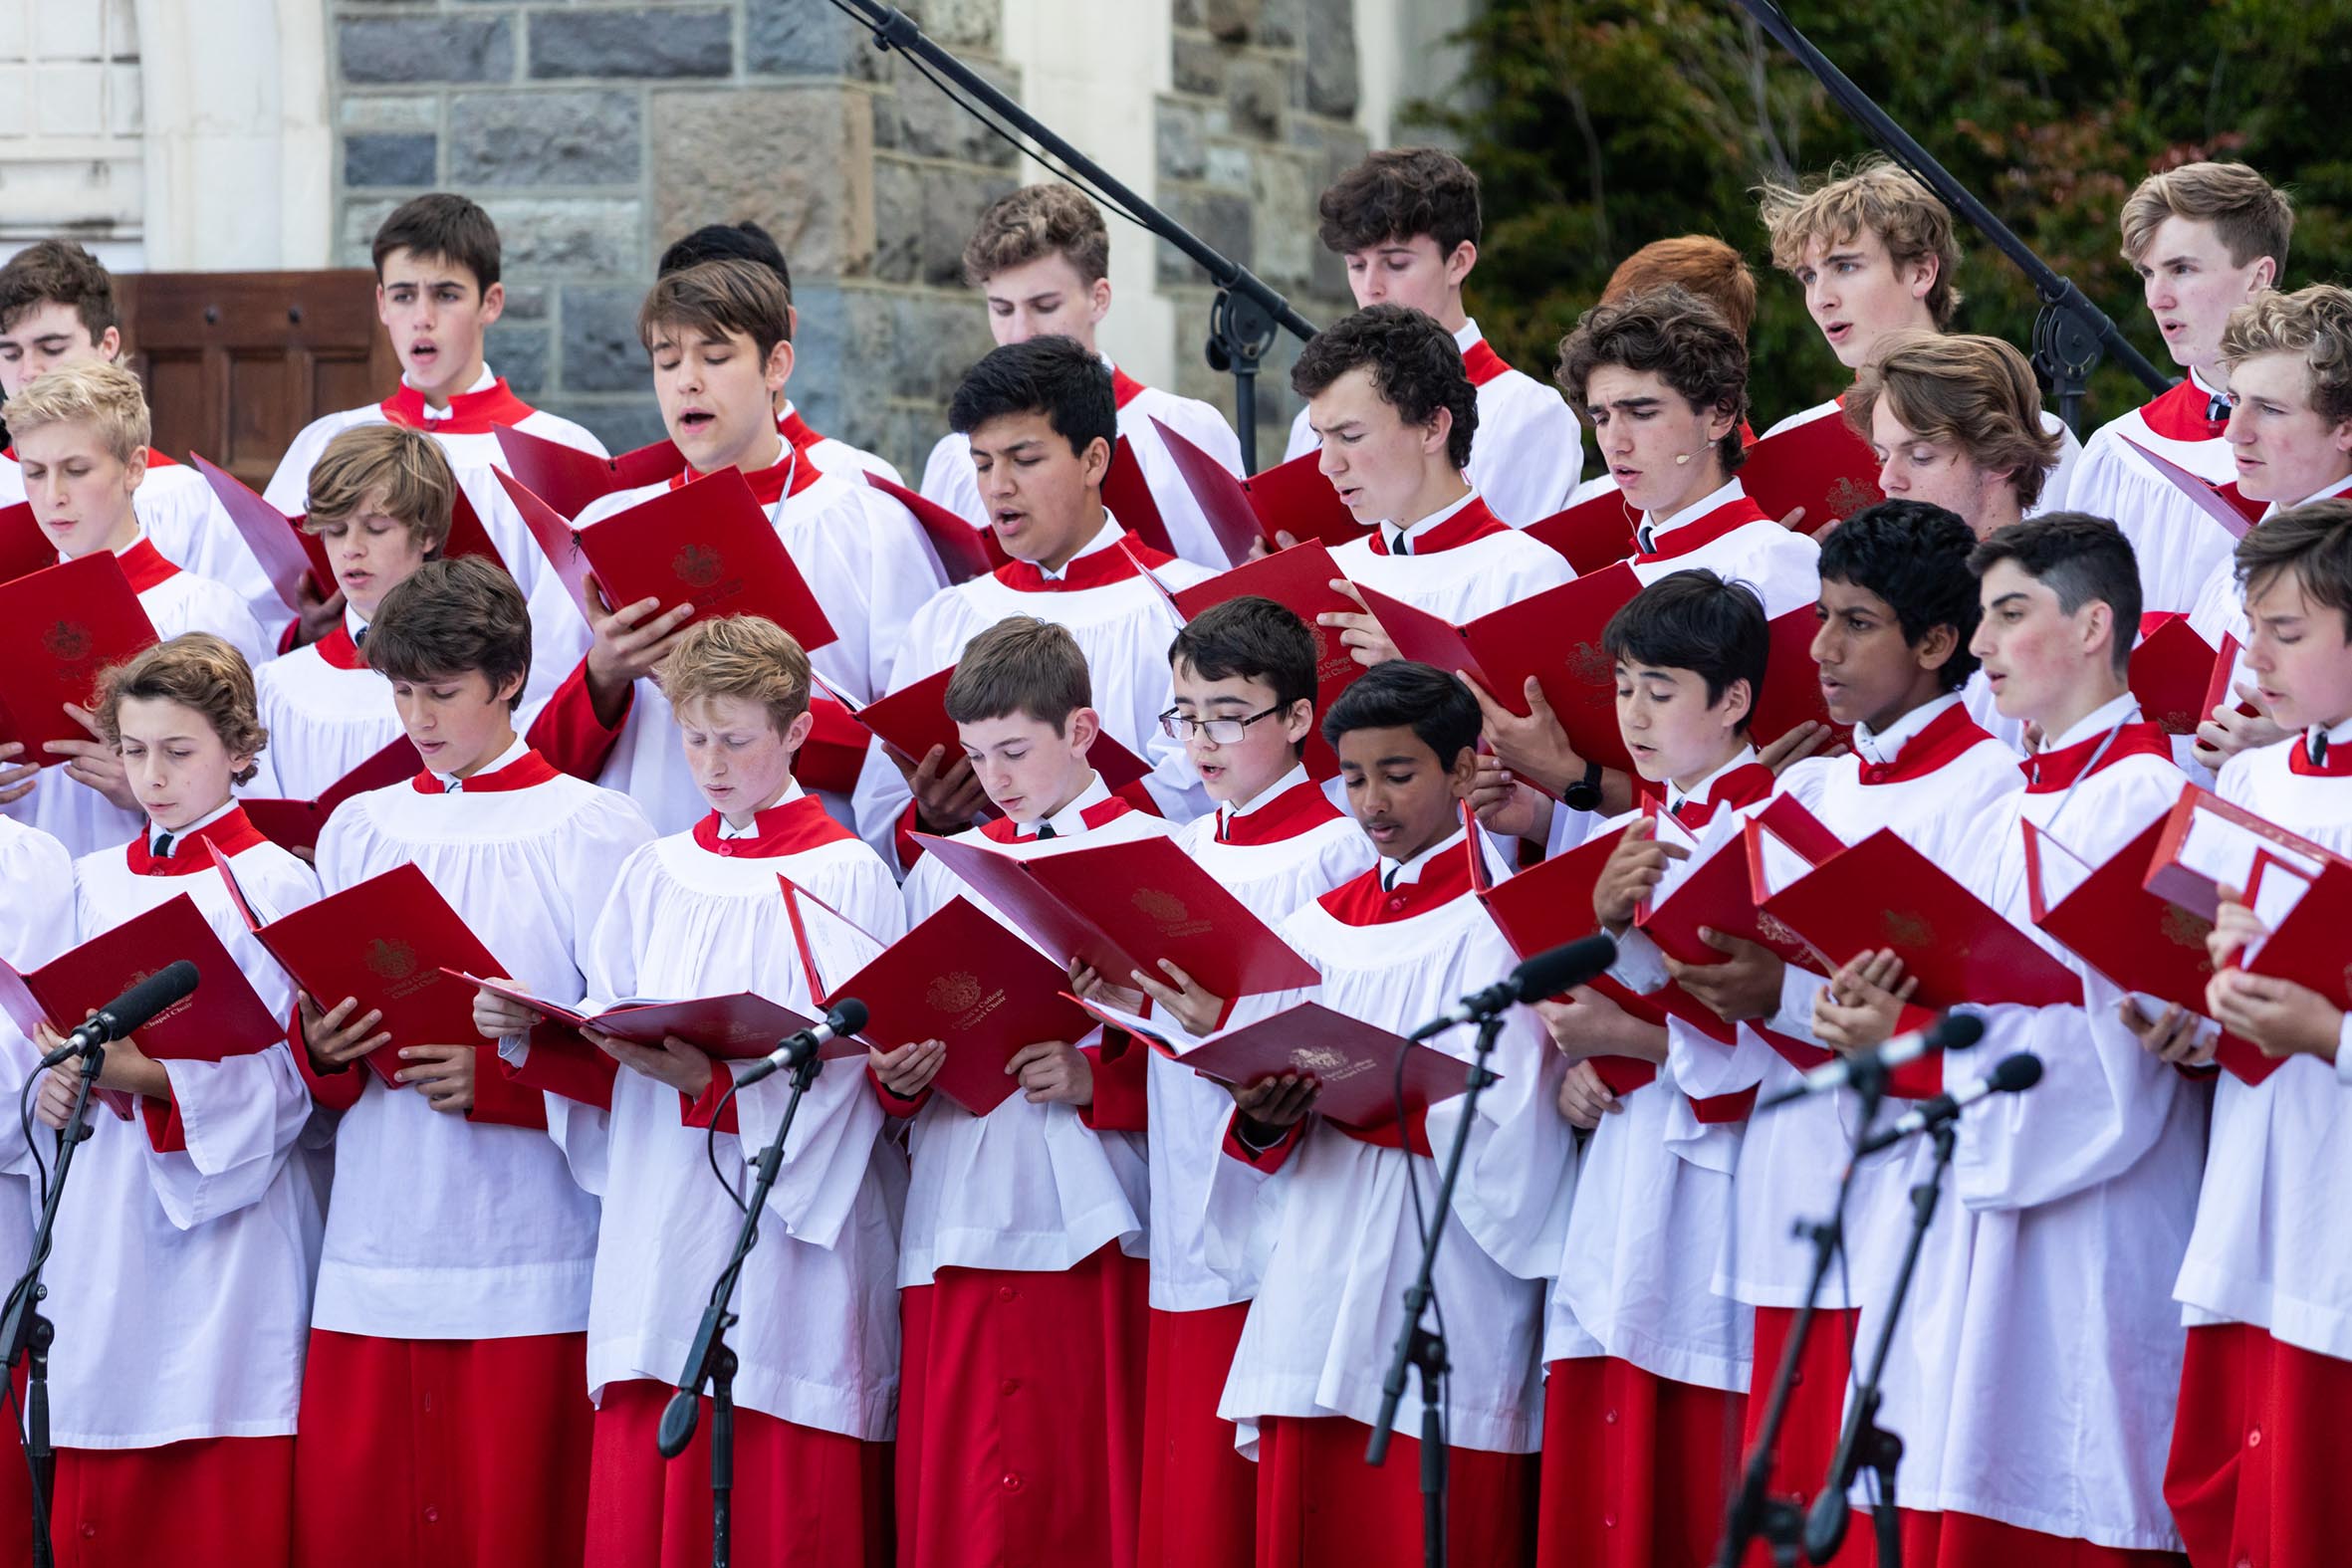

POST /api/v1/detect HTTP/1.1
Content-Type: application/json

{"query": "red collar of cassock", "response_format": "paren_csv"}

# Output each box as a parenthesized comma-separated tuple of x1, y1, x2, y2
(690, 793, 856, 857)
(408, 747, 561, 794)
(779, 407, 825, 454)
(1857, 702, 1994, 786)
(113, 537, 181, 593)
(1317, 834, 1477, 925)
(1365, 494, 1513, 557)
(2139, 376, 2230, 443)
(1111, 367, 1147, 410)
(2019, 722, 2173, 792)
(125, 805, 264, 876)
(668, 448, 820, 508)
(316, 624, 365, 671)
(2288, 730, 2352, 777)
(978, 794, 1133, 843)
(1460, 338, 1512, 387)
(1217, 777, 1343, 845)
(379, 378, 538, 436)
(993, 530, 1175, 592)
(1637, 759, 1775, 823)
(1633, 493, 1771, 564)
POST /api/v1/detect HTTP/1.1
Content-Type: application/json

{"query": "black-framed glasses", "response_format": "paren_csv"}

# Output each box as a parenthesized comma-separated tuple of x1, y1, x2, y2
(1159, 704, 1284, 744)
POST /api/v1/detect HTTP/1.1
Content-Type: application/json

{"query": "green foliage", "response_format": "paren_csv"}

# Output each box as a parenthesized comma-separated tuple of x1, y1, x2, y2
(1413, 0, 2352, 469)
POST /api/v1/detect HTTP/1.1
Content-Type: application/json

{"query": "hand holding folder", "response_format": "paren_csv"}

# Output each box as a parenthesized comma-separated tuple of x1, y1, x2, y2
(0, 553, 160, 761)
(2142, 784, 2351, 924)
(1636, 794, 1841, 974)
(836, 664, 1151, 806)
(447, 974, 837, 1062)
(2022, 816, 2215, 1017)
(2215, 856, 2352, 1083)
(494, 424, 687, 521)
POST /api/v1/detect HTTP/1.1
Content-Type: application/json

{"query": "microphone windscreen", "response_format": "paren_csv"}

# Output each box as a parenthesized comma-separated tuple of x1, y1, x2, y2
(101, 960, 200, 1035)
(829, 997, 870, 1036)
(1989, 1051, 2042, 1093)
(1513, 934, 1617, 1004)
(1933, 1012, 1987, 1051)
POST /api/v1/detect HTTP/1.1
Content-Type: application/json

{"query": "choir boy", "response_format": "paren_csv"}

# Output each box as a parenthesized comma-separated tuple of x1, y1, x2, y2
(919, 182, 1244, 566)
(0, 361, 267, 859)
(1282, 148, 1581, 523)
(656, 219, 905, 484)
(264, 193, 609, 630)
(1212, 660, 1573, 1568)
(2074, 162, 2292, 613)
(1756, 157, 2079, 509)
(1649, 502, 2023, 1510)
(290, 558, 653, 1568)
(1811, 514, 2205, 1565)
(1120, 595, 1374, 1568)
(474, 614, 903, 1568)
(0, 635, 320, 1567)
(523, 257, 940, 834)
(851, 335, 1212, 860)
(2187, 285, 2352, 770)
(1533, 569, 1779, 1568)
(876, 614, 1170, 1568)
(2165, 499, 2352, 1568)
(246, 424, 454, 798)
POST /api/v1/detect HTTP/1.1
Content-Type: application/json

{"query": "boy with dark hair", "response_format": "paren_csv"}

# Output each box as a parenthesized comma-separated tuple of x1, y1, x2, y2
(290, 556, 653, 1568)
(264, 192, 609, 630)
(853, 335, 1211, 860)
(1282, 148, 1580, 524)
(2075, 161, 2292, 614)
(2166, 497, 2352, 1568)
(656, 219, 904, 485)
(525, 257, 939, 835)
(1209, 658, 1572, 1568)
(876, 613, 1170, 1568)
(1811, 512, 2204, 1565)
(920, 182, 1244, 567)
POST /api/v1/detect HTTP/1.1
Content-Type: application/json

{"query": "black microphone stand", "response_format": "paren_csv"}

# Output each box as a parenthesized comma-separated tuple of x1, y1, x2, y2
(1365, 1010, 1507, 1568)
(1, 1039, 108, 1568)
(1716, 1058, 1888, 1568)
(828, 0, 1318, 471)
(655, 1040, 824, 1568)
(1732, 0, 2171, 433)
(1801, 1120, 1957, 1568)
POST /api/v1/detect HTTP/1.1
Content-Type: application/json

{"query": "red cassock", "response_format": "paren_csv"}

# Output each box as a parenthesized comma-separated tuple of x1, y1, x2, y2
(1742, 1305, 1857, 1523)
(1139, 1301, 1255, 1568)
(893, 1243, 1148, 1568)
(1254, 1416, 1535, 1568)
(46, 1435, 295, 1568)
(1836, 1509, 2190, 1568)
(1535, 1356, 1743, 1568)
(2164, 1322, 2352, 1568)
(291, 1330, 592, 1568)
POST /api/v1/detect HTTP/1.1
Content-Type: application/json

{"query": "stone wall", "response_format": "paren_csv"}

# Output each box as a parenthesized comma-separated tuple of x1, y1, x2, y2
(330, 0, 1020, 468)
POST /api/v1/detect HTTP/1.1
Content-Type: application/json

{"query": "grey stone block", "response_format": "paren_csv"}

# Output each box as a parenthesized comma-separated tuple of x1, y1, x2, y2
(344, 132, 436, 189)
(339, 16, 513, 86)
(339, 94, 440, 133)
(870, 159, 925, 286)
(1157, 99, 1207, 183)
(1156, 189, 1253, 287)
(649, 88, 875, 279)
(745, 0, 885, 80)
(484, 322, 550, 396)
(491, 197, 644, 276)
(1204, 142, 1254, 193)
(500, 286, 551, 321)
(890, 292, 996, 402)
(559, 285, 654, 393)
(1226, 56, 1285, 140)
(1173, 38, 1225, 98)
(529, 8, 732, 80)
(1251, 148, 1319, 288)
(879, 56, 1020, 164)
(919, 165, 1016, 288)
(1301, 0, 1358, 116)
(449, 91, 642, 187)
(339, 198, 402, 269)
(1204, 0, 1261, 44)
(903, 0, 1000, 50)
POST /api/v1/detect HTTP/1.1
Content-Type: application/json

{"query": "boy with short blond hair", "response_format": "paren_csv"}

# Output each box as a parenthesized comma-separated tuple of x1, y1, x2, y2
(920, 182, 1246, 567)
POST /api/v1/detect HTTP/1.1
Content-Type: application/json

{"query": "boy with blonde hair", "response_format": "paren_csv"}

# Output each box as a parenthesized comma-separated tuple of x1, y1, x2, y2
(1846, 330, 2067, 534)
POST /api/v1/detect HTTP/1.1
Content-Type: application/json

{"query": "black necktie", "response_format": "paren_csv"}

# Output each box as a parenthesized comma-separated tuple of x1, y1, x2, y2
(2313, 730, 2330, 767)
(1390, 529, 1410, 556)
(353, 625, 366, 648)
(1034, 821, 1058, 840)
(2207, 393, 2232, 425)
(152, 832, 173, 859)
(1381, 863, 1400, 891)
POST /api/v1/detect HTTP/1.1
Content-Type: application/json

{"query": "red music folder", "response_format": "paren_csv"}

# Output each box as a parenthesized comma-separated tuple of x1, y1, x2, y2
(844, 664, 1151, 802)
(213, 851, 510, 1087)
(2021, 815, 2215, 1017)
(2121, 437, 2266, 541)
(1740, 409, 1884, 529)
(0, 502, 50, 584)
(2202, 631, 2252, 726)
(0, 891, 287, 1117)
(447, 973, 838, 1062)
(1525, 488, 1638, 576)
(494, 424, 687, 520)
(1356, 564, 1642, 778)
(494, 467, 596, 621)
(861, 471, 1010, 584)
(2130, 614, 2223, 736)
(1242, 447, 1359, 550)
(1760, 828, 2081, 1008)
(1100, 436, 1178, 559)
(570, 469, 838, 653)
(238, 737, 426, 854)
(191, 452, 322, 612)
(2220, 856, 2352, 1084)
(1150, 418, 1263, 566)
(912, 830, 1317, 1001)
(1750, 604, 1848, 751)
(821, 894, 1094, 1115)
(2142, 784, 2351, 924)
(1637, 793, 1841, 973)
(0, 553, 160, 760)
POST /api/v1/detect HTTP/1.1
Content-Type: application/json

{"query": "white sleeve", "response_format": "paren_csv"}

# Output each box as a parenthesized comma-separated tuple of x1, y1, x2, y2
(1470, 384, 1581, 526)
(2337, 1014, 2352, 1087)
(144, 1042, 312, 1229)
(1427, 997, 1575, 1280)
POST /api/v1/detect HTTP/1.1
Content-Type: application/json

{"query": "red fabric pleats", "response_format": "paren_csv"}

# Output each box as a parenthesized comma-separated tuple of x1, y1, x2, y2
(1139, 1302, 1255, 1568)
(1842, 1507, 2188, 1567)
(2165, 1321, 2352, 1568)
(291, 1329, 592, 1568)
(1255, 1412, 1535, 1568)
(46, 1435, 293, 1568)
(1535, 1355, 1745, 1568)
(1742, 1305, 1858, 1512)
(583, 1377, 890, 1568)
(893, 1244, 1149, 1568)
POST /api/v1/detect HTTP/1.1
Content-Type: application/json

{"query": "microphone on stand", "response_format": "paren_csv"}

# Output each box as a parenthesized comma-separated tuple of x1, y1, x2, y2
(1852, 1052, 2043, 1156)
(731, 999, 869, 1088)
(1409, 935, 1616, 1040)
(37, 962, 200, 1068)
(1755, 1012, 1984, 1112)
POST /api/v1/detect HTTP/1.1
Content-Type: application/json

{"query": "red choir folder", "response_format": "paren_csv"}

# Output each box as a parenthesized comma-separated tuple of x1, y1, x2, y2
(1153, 417, 1358, 562)
(2121, 437, 2266, 541)
(2021, 816, 2215, 1017)
(860, 471, 1010, 584)
(192, 452, 327, 611)
(2202, 631, 2252, 725)
(2130, 614, 2224, 736)
(2142, 784, 2351, 924)
(795, 694, 871, 795)
(0, 553, 160, 761)
(447, 973, 840, 1062)
(1525, 488, 1639, 576)
(1637, 793, 1842, 973)
(494, 424, 687, 521)
(0, 891, 286, 1118)
(1100, 437, 1179, 559)
(1150, 418, 1265, 566)
(843, 664, 1150, 804)
(1356, 565, 1642, 778)
(820, 894, 1094, 1115)
(210, 850, 509, 1087)
(238, 736, 426, 854)
(0, 503, 51, 584)
(2222, 857, 2352, 1084)
(911, 830, 1317, 1001)
(1750, 605, 1847, 751)
(1760, 828, 2082, 1008)
(494, 467, 596, 621)
(1740, 409, 1884, 529)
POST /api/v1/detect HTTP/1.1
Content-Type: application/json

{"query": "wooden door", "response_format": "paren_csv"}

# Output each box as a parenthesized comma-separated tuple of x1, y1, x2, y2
(115, 271, 397, 487)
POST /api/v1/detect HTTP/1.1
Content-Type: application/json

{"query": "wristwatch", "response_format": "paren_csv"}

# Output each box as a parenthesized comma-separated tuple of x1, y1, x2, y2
(1562, 758, 1605, 813)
